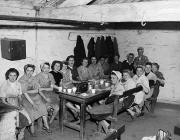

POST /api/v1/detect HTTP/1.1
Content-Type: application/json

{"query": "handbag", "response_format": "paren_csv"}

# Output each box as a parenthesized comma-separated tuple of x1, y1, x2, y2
(76, 82, 88, 93)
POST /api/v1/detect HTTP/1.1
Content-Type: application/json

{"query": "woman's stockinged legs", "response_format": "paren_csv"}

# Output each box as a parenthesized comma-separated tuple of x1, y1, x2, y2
(100, 120, 110, 134)
(66, 102, 79, 113)
(42, 116, 49, 129)
(127, 108, 135, 116)
(30, 122, 35, 134)
(42, 115, 52, 134)
(49, 104, 59, 124)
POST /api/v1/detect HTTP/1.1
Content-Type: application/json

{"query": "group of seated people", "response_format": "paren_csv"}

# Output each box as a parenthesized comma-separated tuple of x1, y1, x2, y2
(0, 47, 165, 138)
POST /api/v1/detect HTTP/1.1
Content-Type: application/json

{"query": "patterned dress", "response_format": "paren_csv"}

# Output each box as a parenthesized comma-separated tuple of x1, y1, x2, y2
(19, 75, 47, 121)
(35, 72, 59, 107)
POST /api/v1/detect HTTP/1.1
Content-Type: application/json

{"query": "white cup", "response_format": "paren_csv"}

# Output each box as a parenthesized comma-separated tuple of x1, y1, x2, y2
(67, 89, 72, 94)
(88, 85, 92, 90)
(105, 82, 109, 87)
(72, 87, 77, 93)
(100, 79, 104, 85)
(63, 88, 67, 93)
(58, 87, 62, 92)
(91, 89, 96, 94)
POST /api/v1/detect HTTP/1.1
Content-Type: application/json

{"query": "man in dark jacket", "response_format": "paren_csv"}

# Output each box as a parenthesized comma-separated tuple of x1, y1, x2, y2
(122, 53, 135, 75)
(111, 55, 122, 72)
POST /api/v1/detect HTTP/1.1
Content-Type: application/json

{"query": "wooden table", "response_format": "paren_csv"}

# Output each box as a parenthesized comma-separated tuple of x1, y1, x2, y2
(58, 89, 110, 140)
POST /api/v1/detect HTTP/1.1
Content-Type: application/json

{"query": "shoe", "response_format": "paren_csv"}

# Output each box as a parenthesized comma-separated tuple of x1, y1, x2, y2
(42, 126, 52, 134)
(26, 126, 37, 137)
(129, 114, 136, 120)
(106, 116, 117, 122)
(136, 112, 144, 117)
(106, 128, 117, 135)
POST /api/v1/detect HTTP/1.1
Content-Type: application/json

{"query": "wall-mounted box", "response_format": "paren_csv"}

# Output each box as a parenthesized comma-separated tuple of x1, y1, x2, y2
(1, 38, 26, 61)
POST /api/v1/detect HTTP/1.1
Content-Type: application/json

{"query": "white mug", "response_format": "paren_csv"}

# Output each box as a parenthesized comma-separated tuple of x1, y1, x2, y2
(72, 87, 77, 93)
(58, 87, 62, 92)
(100, 79, 104, 85)
(105, 82, 109, 87)
(91, 89, 96, 94)
(63, 88, 67, 93)
(67, 89, 72, 94)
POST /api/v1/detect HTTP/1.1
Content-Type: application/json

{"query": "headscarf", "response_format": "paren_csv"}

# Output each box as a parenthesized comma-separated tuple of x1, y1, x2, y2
(112, 70, 122, 80)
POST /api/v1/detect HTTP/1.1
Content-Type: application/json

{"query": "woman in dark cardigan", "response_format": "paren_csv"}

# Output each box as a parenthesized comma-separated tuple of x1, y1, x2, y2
(50, 60, 63, 86)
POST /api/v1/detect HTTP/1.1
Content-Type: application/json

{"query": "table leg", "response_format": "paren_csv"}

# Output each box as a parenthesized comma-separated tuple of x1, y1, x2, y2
(80, 103, 86, 140)
(59, 97, 65, 133)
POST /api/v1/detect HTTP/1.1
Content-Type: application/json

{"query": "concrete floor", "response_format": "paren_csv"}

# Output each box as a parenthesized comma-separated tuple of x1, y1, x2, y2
(25, 103, 180, 140)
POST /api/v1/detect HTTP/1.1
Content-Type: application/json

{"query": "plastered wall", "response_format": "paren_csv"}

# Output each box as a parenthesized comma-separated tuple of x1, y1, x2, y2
(0, 27, 180, 104)
(115, 30, 180, 104)
(0, 28, 114, 83)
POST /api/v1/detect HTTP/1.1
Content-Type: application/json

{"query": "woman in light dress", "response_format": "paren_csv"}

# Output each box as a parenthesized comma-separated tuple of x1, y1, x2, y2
(0, 68, 31, 139)
(35, 62, 59, 125)
(19, 64, 50, 134)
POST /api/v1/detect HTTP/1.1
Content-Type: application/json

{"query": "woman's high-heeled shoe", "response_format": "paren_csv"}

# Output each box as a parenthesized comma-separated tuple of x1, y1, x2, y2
(42, 126, 52, 134)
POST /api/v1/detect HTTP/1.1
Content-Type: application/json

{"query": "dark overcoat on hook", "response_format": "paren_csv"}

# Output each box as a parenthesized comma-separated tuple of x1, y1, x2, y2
(113, 37, 119, 57)
(95, 37, 101, 59)
(74, 35, 86, 67)
(87, 37, 95, 59)
(105, 36, 114, 63)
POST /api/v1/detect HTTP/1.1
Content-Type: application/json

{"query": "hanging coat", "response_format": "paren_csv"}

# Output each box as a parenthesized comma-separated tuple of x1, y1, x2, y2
(87, 37, 95, 59)
(113, 37, 120, 57)
(104, 36, 114, 64)
(100, 36, 106, 59)
(74, 35, 86, 67)
(105, 36, 114, 57)
(95, 37, 101, 59)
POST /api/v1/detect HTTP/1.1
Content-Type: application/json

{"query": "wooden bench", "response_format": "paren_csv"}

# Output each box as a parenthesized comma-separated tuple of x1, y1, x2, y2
(106, 86, 143, 119)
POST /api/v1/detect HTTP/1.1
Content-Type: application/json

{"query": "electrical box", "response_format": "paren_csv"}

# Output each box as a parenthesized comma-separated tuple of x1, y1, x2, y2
(1, 38, 26, 61)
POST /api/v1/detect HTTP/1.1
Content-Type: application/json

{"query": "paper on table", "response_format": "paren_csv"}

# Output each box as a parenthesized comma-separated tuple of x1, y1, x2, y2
(81, 93, 88, 96)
